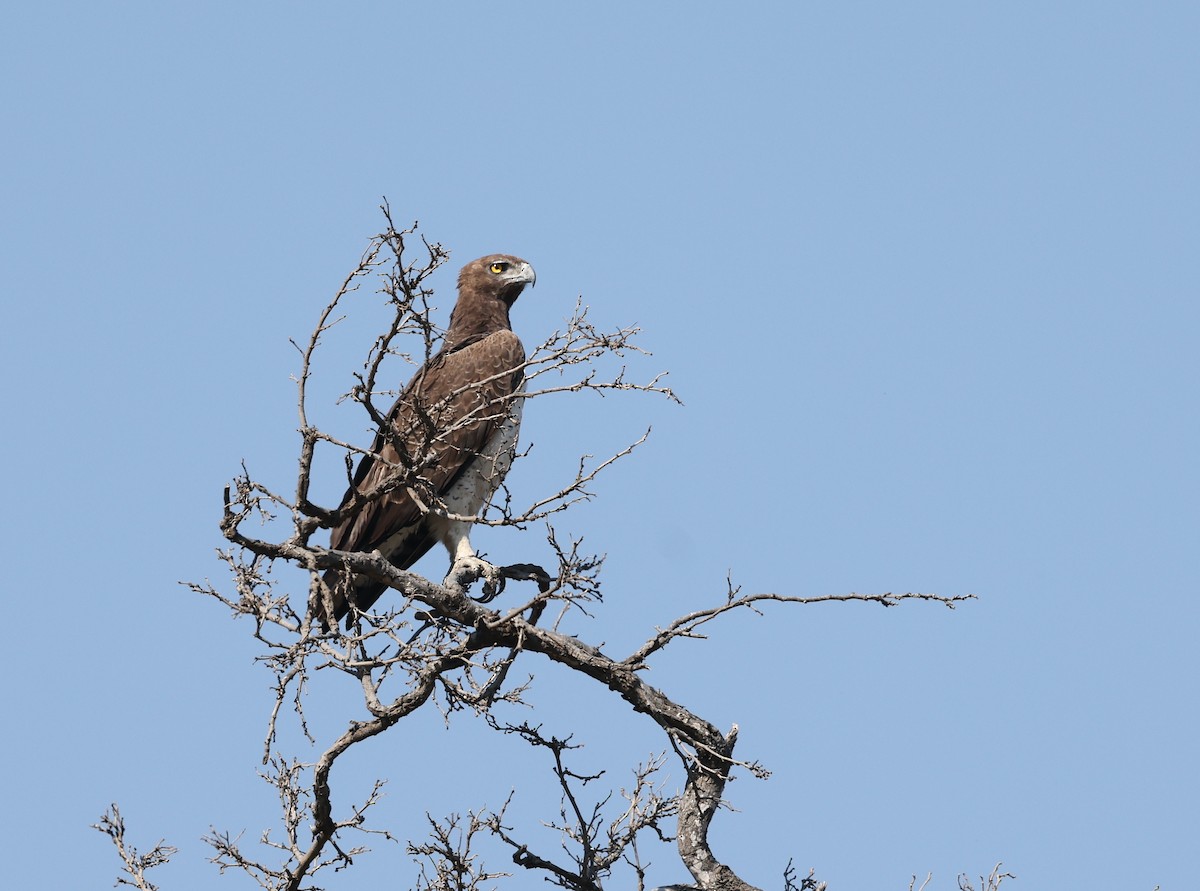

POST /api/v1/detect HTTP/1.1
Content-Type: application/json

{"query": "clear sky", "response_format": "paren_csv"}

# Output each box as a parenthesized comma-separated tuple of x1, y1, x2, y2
(2, 3, 1196, 889)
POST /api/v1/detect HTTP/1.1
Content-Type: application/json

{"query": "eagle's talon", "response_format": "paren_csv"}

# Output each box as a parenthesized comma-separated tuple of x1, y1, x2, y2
(478, 572, 505, 603)
(444, 556, 505, 602)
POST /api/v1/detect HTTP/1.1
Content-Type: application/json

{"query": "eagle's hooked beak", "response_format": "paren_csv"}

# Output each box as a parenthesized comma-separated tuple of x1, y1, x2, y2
(515, 261, 536, 288)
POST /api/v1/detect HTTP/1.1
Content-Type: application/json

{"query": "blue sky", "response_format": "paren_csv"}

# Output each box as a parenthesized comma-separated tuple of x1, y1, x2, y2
(2, 3, 1196, 889)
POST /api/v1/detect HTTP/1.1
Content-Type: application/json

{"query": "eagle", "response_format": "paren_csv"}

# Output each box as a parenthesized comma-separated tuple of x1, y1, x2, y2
(320, 254, 535, 628)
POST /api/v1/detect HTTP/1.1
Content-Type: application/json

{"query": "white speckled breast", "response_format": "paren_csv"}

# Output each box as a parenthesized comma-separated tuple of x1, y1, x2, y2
(444, 395, 523, 517)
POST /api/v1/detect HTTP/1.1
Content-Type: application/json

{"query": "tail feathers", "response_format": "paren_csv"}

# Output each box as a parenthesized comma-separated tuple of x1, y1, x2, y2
(319, 527, 439, 630)
(317, 567, 386, 631)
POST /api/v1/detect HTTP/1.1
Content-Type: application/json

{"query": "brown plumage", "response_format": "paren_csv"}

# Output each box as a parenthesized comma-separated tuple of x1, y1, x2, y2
(321, 254, 535, 627)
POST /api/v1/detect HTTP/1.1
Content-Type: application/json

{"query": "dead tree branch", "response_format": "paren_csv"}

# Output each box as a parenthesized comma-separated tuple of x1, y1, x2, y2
(99, 212, 977, 891)
(958, 863, 1016, 891)
(92, 805, 177, 891)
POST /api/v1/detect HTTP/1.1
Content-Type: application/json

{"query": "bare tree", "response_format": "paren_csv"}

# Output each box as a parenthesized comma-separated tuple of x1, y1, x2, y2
(98, 207, 977, 890)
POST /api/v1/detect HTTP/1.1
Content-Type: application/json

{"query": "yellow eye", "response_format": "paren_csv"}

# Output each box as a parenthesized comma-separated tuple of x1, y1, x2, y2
(490, 261, 508, 274)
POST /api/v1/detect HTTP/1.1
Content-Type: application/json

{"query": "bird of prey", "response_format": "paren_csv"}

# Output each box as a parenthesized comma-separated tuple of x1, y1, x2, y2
(321, 254, 535, 628)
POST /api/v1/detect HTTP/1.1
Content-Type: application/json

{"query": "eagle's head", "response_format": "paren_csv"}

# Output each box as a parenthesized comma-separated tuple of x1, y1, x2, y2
(459, 254, 536, 307)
